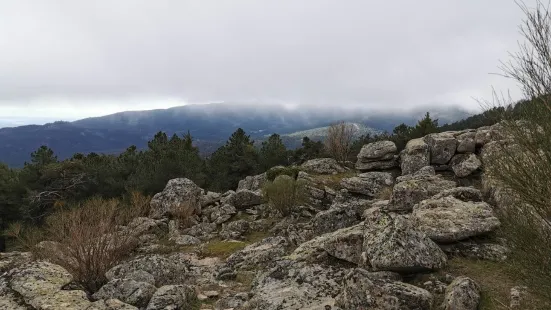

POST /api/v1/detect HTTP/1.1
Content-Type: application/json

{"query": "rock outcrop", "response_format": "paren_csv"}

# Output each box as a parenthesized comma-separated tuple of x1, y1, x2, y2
(340, 171, 394, 197)
(362, 207, 447, 272)
(300, 158, 346, 174)
(149, 178, 203, 219)
(355, 141, 399, 171)
(412, 196, 500, 243)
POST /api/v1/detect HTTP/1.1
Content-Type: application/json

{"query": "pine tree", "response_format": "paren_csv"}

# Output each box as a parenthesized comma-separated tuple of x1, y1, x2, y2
(259, 134, 288, 170)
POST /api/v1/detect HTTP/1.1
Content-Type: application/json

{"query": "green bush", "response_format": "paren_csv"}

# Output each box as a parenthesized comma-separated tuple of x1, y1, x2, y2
(262, 175, 306, 216)
(265, 166, 300, 182)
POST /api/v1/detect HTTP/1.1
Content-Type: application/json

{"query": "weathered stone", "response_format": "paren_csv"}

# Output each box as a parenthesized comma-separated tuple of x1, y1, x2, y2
(442, 276, 481, 310)
(242, 260, 349, 310)
(171, 234, 201, 246)
(184, 222, 218, 240)
(424, 132, 458, 165)
(237, 173, 267, 192)
(335, 268, 434, 310)
(300, 158, 346, 174)
(149, 178, 203, 219)
(356, 158, 398, 171)
(0, 251, 32, 273)
(215, 293, 249, 310)
(450, 153, 482, 177)
(363, 208, 447, 272)
(209, 203, 237, 225)
(401, 138, 430, 175)
(219, 219, 250, 240)
(431, 187, 482, 202)
(125, 217, 168, 237)
(311, 203, 364, 235)
(228, 189, 263, 209)
(456, 131, 476, 153)
(413, 196, 500, 243)
(290, 224, 364, 265)
(340, 172, 394, 197)
(390, 168, 456, 211)
(106, 254, 191, 286)
(440, 242, 509, 261)
(200, 191, 221, 207)
(356, 141, 397, 161)
(92, 279, 157, 308)
(145, 285, 197, 310)
(224, 237, 288, 272)
(8, 261, 74, 301)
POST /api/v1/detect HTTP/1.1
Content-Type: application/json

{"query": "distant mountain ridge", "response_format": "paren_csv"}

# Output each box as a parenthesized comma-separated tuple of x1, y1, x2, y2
(0, 102, 473, 167)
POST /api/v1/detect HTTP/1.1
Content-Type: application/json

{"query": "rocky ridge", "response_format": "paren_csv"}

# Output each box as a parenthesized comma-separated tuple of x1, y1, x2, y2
(0, 123, 519, 309)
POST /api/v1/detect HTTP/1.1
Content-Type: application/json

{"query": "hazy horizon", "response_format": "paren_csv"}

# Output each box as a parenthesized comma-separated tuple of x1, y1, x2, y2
(1, 1, 533, 126)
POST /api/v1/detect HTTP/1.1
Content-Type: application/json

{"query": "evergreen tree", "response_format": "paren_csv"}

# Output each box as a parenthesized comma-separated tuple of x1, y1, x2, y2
(259, 134, 288, 170)
(412, 112, 438, 137)
(207, 128, 259, 191)
(392, 123, 414, 150)
(0, 163, 25, 251)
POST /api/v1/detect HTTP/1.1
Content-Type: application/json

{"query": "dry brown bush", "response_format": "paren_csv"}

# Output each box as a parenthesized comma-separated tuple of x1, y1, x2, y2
(483, 1, 551, 302)
(324, 121, 357, 165)
(36, 197, 138, 292)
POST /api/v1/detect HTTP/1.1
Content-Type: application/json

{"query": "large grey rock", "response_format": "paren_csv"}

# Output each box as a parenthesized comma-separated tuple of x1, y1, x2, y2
(242, 260, 349, 310)
(209, 203, 237, 225)
(149, 178, 203, 219)
(219, 219, 250, 240)
(356, 141, 397, 162)
(290, 223, 364, 265)
(401, 138, 431, 175)
(475, 123, 506, 146)
(224, 237, 288, 272)
(412, 196, 500, 243)
(0, 251, 32, 273)
(184, 222, 218, 240)
(200, 191, 221, 207)
(237, 173, 267, 192)
(92, 279, 157, 308)
(336, 268, 433, 310)
(340, 172, 394, 197)
(390, 167, 456, 211)
(363, 208, 447, 272)
(300, 158, 346, 174)
(2, 261, 94, 309)
(311, 202, 364, 235)
(456, 131, 476, 153)
(442, 277, 481, 310)
(145, 285, 197, 310)
(106, 254, 191, 286)
(228, 189, 263, 209)
(450, 153, 482, 177)
(424, 132, 458, 164)
(125, 217, 168, 237)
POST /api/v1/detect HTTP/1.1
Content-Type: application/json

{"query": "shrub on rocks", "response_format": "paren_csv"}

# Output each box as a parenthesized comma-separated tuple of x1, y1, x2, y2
(262, 175, 307, 216)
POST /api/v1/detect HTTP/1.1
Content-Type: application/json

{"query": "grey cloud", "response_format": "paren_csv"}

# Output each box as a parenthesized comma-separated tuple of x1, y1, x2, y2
(0, 0, 533, 117)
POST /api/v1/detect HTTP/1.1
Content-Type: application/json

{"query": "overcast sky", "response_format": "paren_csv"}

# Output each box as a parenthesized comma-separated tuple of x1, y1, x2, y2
(0, 0, 534, 125)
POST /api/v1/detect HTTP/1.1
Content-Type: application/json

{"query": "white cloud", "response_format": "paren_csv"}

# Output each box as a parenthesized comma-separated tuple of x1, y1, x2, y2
(0, 0, 535, 124)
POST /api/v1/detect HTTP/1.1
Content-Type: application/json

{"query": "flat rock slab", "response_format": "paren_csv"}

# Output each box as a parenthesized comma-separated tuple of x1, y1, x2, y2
(413, 196, 500, 243)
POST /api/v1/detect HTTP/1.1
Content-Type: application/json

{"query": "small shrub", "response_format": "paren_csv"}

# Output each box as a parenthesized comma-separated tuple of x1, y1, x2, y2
(37, 197, 138, 292)
(266, 166, 300, 182)
(262, 176, 307, 216)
